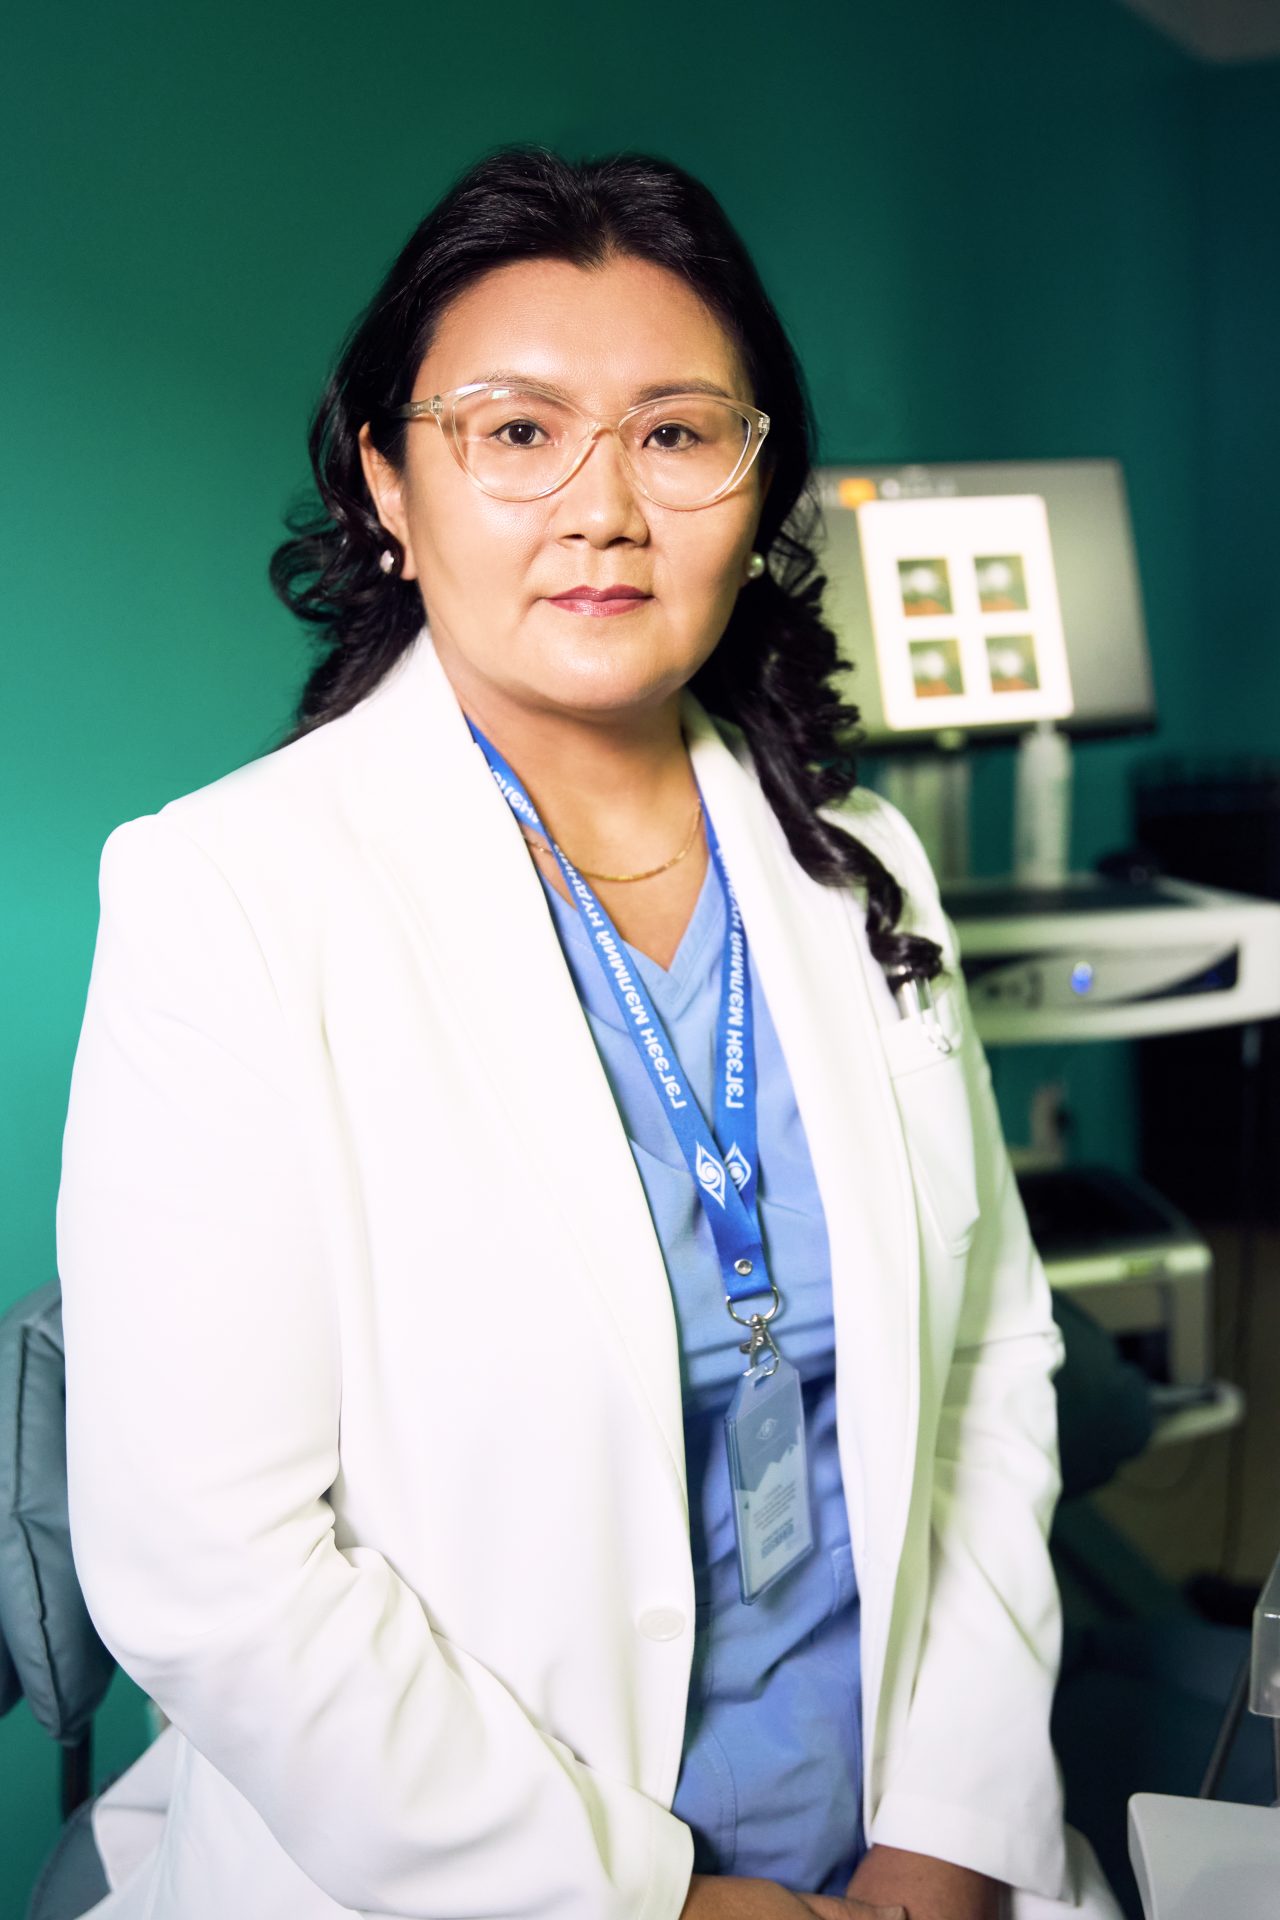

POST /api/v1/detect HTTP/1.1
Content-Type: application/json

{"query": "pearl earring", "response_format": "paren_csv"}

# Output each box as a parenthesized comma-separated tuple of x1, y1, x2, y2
(746, 551, 766, 581)
(378, 548, 396, 576)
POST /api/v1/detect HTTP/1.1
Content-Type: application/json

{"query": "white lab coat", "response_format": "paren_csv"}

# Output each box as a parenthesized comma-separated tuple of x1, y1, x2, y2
(57, 629, 1117, 1918)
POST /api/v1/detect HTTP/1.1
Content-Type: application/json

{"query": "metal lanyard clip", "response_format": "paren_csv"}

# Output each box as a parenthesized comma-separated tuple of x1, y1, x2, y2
(726, 1278, 782, 1378)
(737, 1314, 781, 1378)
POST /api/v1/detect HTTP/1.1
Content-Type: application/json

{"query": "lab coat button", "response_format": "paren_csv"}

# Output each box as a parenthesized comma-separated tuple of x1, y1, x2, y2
(638, 1607, 686, 1642)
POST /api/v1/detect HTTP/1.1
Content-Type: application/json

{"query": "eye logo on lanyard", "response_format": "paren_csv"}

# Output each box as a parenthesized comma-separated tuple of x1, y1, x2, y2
(724, 1143, 752, 1191)
(700, 1141, 752, 1203)
(696, 1142, 729, 1206)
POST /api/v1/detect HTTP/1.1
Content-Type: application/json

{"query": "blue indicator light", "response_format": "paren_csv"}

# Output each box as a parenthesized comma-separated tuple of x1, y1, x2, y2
(1070, 961, 1095, 996)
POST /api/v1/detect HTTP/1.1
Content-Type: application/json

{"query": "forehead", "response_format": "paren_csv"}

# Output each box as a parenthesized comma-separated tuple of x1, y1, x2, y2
(417, 254, 749, 403)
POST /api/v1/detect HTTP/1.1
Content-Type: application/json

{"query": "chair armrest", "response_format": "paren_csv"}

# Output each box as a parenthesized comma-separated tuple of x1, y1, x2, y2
(0, 1280, 115, 1741)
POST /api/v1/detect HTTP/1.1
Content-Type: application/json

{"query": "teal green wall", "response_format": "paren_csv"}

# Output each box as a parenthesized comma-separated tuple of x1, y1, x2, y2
(2, 0, 1265, 1903)
(1199, 61, 1280, 749)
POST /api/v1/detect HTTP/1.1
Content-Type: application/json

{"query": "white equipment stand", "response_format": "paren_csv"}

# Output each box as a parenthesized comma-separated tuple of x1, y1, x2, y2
(1127, 1555, 1280, 1917)
(879, 730, 1280, 1046)
(1128, 1795, 1278, 1918)
(948, 874, 1280, 1045)
(879, 721, 1074, 891)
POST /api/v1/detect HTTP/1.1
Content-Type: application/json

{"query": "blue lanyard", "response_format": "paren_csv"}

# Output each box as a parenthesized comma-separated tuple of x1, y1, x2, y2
(469, 720, 772, 1309)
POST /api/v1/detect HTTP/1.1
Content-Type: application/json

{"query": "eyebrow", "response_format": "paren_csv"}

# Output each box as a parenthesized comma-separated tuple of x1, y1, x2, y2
(474, 370, 740, 404)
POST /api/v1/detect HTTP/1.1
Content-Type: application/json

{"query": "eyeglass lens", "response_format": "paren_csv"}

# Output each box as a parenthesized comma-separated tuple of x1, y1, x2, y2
(451, 387, 755, 505)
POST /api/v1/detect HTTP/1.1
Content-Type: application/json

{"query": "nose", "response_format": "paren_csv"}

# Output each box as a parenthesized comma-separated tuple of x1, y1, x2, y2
(552, 425, 650, 545)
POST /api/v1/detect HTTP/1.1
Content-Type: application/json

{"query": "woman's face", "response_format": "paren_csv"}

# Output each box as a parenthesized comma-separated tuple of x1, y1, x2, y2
(360, 253, 770, 728)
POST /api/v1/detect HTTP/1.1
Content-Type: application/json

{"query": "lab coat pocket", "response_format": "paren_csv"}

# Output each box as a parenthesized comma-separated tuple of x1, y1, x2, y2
(879, 984, 979, 1259)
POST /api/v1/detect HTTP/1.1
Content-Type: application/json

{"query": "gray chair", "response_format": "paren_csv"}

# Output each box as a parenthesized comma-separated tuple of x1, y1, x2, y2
(0, 1281, 114, 1918)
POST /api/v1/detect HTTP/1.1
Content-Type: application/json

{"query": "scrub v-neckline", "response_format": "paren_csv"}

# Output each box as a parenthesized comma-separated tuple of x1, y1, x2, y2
(536, 854, 723, 1020)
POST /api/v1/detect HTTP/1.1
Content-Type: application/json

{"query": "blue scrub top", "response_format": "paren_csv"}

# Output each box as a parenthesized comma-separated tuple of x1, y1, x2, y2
(538, 854, 866, 1897)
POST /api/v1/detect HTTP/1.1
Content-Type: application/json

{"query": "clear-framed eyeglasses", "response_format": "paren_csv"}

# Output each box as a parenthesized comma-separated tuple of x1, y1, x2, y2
(390, 381, 771, 511)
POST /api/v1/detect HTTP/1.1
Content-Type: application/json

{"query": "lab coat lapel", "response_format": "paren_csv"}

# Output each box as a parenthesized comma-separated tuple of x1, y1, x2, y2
(343, 632, 689, 1495)
(682, 695, 919, 1592)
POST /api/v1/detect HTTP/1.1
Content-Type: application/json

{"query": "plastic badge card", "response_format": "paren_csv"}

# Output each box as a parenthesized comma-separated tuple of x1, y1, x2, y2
(724, 1354, 815, 1603)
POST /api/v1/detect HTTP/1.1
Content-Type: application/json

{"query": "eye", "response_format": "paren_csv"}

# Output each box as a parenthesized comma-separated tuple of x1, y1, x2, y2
(645, 420, 700, 452)
(491, 418, 549, 448)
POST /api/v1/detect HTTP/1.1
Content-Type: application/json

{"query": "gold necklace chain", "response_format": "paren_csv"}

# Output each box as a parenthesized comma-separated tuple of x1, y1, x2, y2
(523, 798, 704, 884)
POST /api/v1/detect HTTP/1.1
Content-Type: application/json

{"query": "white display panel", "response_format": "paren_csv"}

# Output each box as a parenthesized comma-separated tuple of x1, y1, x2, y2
(815, 460, 1155, 751)
(856, 493, 1074, 731)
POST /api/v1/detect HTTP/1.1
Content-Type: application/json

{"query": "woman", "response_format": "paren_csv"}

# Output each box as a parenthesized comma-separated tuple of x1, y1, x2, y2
(58, 148, 1117, 1919)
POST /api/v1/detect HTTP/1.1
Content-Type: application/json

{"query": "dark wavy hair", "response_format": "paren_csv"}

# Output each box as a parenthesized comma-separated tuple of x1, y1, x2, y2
(270, 144, 941, 986)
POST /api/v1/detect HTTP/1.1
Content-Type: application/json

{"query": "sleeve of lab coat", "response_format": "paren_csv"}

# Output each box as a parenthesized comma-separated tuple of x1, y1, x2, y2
(57, 813, 692, 1920)
(845, 801, 1069, 1901)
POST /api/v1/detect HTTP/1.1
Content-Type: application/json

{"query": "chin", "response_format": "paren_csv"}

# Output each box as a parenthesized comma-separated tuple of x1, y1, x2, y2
(524, 634, 700, 715)
(533, 676, 684, 722)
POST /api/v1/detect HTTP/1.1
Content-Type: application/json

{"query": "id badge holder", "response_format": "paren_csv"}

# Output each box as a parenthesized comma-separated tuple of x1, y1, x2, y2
(724, 1351, 815, 1604)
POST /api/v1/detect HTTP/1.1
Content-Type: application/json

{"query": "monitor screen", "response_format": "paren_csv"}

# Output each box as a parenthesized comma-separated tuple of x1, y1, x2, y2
(812, 458, 1156, 752)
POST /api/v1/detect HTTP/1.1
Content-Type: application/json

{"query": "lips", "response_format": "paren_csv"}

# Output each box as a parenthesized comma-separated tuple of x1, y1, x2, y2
(547, 586, 652, 616)
(548, 587, 650, 601)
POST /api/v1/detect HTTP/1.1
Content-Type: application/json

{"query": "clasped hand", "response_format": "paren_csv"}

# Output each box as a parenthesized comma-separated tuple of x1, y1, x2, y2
(683, 1846, 1004, 1919)
(681, 1874, 905, 1919)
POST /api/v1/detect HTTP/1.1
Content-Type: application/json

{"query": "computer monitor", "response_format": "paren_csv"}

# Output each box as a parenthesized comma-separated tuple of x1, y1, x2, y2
(813, 458, 1156, 753)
